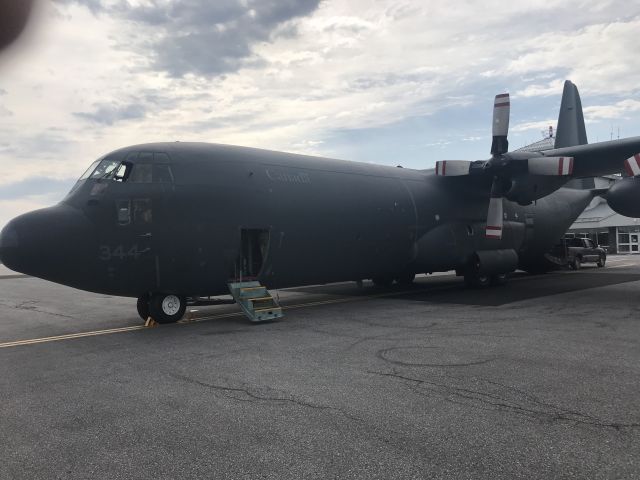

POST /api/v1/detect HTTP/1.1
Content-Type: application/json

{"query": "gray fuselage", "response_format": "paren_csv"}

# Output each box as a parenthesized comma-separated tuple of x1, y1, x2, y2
(0, 142, 593, 297)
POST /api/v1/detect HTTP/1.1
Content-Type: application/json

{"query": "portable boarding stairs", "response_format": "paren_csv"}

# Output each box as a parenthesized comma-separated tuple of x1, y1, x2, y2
(228, 281, 284, 323)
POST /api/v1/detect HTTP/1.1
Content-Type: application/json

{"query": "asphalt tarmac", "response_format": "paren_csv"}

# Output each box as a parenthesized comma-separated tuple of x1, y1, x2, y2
(1, 257, 640, 479)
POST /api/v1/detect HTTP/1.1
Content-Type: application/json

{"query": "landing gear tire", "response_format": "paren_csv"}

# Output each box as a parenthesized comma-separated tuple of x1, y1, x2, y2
(136, 294, 150, 321)
(148, 293, 187, 324)
(372, 276, 394, 287)
(396, 273, 416, 285)
(490, 273, 507, 286)
(597, 255, 606, 268)
(571, 257, 581, 271)
(464, 272, 490, 288)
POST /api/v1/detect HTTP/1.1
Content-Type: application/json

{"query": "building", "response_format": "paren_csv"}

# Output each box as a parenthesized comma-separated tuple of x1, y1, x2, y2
(567, 176, 640, 254)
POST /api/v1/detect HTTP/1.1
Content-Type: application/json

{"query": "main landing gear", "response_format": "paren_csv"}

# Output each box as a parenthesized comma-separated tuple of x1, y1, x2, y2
(137, 293, 187, 324)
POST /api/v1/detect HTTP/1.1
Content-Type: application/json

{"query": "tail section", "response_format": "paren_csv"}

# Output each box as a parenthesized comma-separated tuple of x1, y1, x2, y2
(554, 80, 588, 148)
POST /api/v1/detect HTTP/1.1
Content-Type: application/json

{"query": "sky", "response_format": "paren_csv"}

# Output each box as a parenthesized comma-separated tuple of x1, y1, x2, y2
(1, 0, 639, 229)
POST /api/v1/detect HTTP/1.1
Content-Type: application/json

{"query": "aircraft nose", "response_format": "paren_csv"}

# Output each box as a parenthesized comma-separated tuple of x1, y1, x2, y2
(0, 222, 20, 268)
(0, 205, 95, 280)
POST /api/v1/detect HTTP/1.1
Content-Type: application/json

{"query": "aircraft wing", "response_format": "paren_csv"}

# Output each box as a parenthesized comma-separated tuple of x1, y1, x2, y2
(543, 136, 640, 177)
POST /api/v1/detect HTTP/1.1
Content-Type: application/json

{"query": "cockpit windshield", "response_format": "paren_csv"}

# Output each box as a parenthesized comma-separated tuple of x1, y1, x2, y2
(89, 158, 121, 180)
(78, 159, 101, 181)
(66, 152, 175, 197)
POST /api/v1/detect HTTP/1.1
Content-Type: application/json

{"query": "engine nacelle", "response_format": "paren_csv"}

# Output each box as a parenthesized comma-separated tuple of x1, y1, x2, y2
(607, 177, 640, 218)
(504, 174, 567, 206)
(472, 249, 519, 275)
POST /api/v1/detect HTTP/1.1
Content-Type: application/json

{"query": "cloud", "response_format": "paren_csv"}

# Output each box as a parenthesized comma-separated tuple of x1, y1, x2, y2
(73, 103, 147, 125)
(583, 99, 640, 122)
(0, 177, 75, 228)
(3, 0, 640, 228)
(57, 0, 323, 77)
(0, 176, 74, 201)
(510, 119, 557, 134)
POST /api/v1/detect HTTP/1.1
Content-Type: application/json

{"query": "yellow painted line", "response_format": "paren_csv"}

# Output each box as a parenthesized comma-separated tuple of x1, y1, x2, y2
(0, 325, 146, 349)
(0, 282, 462, 349)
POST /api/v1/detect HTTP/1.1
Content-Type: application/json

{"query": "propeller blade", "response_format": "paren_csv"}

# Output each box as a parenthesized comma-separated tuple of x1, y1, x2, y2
(435, 160, 473, 176)
(486, 179, 503, 239)
(528, 156, 574, 175)
(624, 154, 640, 176)
(490, 93, 510, 156)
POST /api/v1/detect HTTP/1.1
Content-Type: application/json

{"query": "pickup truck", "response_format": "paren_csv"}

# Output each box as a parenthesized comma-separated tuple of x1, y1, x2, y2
(564, 237, 607, 270)
(545, 237, 607, 270)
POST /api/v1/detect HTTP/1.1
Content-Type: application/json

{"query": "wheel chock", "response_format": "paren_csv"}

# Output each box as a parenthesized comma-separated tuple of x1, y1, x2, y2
(179, 309, 199, 323)
(144, 317, 159, 328)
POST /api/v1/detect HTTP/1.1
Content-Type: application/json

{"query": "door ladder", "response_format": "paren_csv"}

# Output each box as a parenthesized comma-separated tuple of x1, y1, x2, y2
(228, 281, 284, 323)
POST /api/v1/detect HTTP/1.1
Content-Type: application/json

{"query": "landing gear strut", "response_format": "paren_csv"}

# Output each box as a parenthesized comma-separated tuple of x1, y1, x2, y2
(137, 293, 187, 324)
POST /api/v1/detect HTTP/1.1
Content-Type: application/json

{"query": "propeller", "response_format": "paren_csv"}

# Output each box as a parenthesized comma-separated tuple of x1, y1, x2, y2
(435, 93, 575, 240)
(624, 154, 640, 176)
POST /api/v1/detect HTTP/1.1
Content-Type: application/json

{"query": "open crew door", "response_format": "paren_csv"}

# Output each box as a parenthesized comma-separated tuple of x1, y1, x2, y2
(239, 228, 270, 280)
(229, 228, 283, 323)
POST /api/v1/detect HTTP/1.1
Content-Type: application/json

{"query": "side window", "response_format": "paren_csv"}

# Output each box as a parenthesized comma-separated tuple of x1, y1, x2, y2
(129, 164, 153, 183)
(154, 164, 174, 183)
(120, 152, 173, 183)
(154, 153, 174, 183)
(138, 152, 153, 162)
(133, 199, 152, 224)
(114, 162, 132, 182)
(116, 200, 131, 225)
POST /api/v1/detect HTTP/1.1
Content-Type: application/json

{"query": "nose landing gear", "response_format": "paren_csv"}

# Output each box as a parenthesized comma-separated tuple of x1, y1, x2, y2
(137, 293, 187, 324)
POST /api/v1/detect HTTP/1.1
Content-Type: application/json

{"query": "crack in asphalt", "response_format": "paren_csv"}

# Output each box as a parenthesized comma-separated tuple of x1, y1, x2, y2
(0, 300, 75, 320)
(377, 347, 498, 368)
(170, 373, 364, 423)
(370, 370, 640, 431)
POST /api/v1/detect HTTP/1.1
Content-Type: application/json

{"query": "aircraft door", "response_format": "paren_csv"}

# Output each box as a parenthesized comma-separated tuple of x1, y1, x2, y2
(236, 228, 270, 281)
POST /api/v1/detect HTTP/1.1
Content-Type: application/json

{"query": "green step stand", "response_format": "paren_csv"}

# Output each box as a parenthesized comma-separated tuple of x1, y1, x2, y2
(228, 281, 284, 323)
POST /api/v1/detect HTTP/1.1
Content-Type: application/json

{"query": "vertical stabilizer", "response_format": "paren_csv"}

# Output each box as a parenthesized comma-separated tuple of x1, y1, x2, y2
(554, 80, 588, 148)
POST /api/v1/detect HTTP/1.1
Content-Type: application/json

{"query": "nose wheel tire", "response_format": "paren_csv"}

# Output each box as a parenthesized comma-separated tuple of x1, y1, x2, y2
(136, 294, 151, 321)
(148, 293, 187, 324)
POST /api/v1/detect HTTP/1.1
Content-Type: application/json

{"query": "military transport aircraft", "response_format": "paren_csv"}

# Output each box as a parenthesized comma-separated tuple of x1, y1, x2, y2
(1, 81, 640, 323)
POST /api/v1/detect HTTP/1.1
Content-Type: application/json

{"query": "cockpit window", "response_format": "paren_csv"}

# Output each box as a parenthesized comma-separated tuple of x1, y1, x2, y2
(90, 158, 121, 179)
(78, 159, 101, 181)
(128, 163, 174, 183)
(129, 163, 153, 183)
